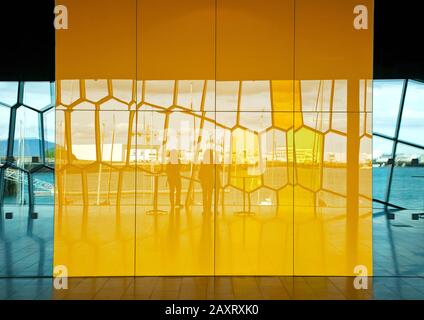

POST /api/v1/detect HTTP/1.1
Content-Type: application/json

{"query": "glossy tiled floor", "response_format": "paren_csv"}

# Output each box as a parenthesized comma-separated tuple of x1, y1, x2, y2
(0, 205, 54, 277)
(1, 276, 424, 300)
(2, 206, 421, 277)
(373, 209, 424, 276)
(1, 206, 424, 300)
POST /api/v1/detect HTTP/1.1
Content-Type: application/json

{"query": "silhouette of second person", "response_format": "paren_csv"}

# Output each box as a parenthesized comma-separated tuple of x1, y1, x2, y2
(198, 149, 221, 215)
(166, 149, 182, 211)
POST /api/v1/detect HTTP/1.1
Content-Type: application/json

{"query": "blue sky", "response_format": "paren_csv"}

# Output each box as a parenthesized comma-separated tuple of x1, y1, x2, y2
(373, 79, 424, 158)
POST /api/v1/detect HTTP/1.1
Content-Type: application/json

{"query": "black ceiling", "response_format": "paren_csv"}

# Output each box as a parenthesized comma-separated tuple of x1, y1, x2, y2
(0, 1, 55, 81)
(374, 0, 424, 79)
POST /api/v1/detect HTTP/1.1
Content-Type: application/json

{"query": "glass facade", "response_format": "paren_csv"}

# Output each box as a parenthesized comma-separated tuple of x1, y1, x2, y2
(373, 79, 424, 210)
(0, 81, 55, 276)
(373, 79, 424, 277)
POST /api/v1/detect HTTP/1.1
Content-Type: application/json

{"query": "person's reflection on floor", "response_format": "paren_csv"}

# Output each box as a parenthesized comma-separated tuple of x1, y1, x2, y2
(198, 149, 215, 215)
(166, 149, 182, 212)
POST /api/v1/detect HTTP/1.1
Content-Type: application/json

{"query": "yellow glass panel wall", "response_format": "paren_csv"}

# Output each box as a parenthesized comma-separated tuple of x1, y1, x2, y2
(215, 0, 295, 275)
(54, 0, 373, 277)
(135, 0, 216, 275)
(54, 0, 137, 276)
(294, 0, 373, 276)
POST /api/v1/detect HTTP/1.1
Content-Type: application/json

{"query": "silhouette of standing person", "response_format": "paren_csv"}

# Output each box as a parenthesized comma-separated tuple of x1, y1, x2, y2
(198, 149, 215, 214)
(166, 149, 182, 212)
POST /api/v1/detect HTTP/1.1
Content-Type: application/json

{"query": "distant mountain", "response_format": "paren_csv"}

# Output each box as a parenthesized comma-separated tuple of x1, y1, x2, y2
(0, 139, 55, 157)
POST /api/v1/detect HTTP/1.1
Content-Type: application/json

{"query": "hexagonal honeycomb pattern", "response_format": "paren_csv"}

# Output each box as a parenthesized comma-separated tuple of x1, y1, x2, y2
(55, 78, 372, 276)
(57, 79, 371, 208)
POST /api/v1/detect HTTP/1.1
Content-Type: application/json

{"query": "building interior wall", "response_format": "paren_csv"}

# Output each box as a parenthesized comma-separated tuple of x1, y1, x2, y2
(52, 0, 373, 277)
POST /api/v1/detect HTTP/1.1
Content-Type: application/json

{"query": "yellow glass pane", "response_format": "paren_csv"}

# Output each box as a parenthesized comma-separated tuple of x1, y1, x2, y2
(55, 0, 136, 276)
(216, 110, 293, 275)
(139, 0, 215, 83)
(217, 0, 294, 81)
(293, 112, 372, 276)
(56, 0, 136, 80)
(295, 0, 373, 89)
(293, 0, 373, 276)
(54, 110, 137, 276)
(135, 0, 216, 275)
(214, 0, 295, 275)
(272, 80, 300, 113)
(53, 0, 373, 278)
(134, 108, 216, 275)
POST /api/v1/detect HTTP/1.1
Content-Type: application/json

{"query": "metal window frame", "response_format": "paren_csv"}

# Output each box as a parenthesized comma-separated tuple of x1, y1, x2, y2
(0, 81, 55, 216)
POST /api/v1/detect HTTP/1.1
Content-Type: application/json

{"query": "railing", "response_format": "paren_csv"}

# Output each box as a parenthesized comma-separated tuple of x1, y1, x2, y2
(4, 169, 53, 193)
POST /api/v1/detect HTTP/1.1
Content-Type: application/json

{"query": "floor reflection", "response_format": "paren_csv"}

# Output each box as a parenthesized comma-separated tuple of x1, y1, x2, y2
(373, 209, 424, 276)
(1, 276, 424, 300)
(136, 204, 293, 276)
(0, 278, 53, 300)
(0, 205, 54, 277)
